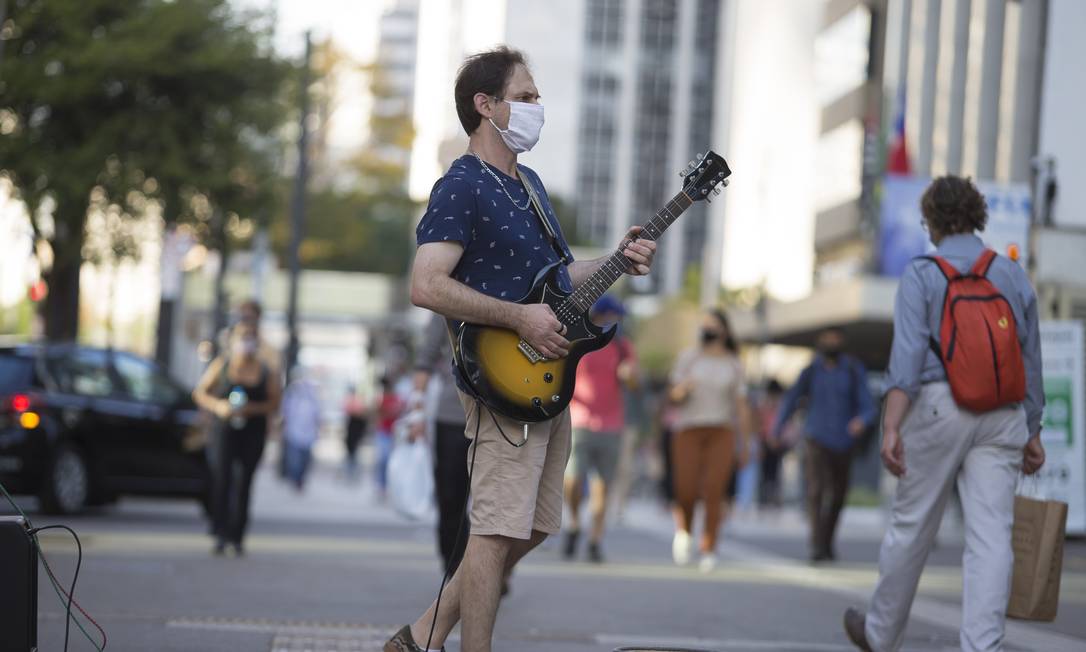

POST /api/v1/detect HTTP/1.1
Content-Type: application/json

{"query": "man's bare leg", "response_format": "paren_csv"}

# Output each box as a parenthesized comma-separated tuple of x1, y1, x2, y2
(589, 476, 609, 544)
(409, 530, 547, 650)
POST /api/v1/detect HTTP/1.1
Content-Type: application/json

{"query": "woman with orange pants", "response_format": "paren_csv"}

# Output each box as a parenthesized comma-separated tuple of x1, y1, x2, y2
(667, 309, 751, 572)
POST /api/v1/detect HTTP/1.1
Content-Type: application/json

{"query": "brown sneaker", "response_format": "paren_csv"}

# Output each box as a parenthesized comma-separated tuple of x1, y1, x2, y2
(384, 625, 444, 652)
(843, 608, 872, 651)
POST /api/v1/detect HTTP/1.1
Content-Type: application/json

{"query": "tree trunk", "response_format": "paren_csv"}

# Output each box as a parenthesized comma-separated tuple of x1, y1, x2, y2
(41, 202, 89, 342)
(42, 256, 81, 342)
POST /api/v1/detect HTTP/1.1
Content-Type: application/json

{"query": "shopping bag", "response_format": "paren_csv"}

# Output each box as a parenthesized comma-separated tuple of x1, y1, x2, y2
(1006, 487, 1068, 621)
(387, 436, 434, 520)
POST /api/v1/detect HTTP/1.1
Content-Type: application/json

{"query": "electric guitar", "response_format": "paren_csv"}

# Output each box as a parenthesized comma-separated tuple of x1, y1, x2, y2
(451, 150, 732, 423)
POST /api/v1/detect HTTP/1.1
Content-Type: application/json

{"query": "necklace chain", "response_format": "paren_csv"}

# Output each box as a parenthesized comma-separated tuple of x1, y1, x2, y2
(471, 151, 532, 211)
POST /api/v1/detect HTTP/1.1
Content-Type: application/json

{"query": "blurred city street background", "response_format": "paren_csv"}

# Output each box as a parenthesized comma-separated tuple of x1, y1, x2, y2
(2, 0, 1086, 650)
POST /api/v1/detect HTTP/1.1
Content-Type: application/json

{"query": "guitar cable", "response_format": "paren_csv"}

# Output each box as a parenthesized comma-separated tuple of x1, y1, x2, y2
(425, 397, 480, 651)
(425, 377, 537, 649)
(1, 479, 107, 651)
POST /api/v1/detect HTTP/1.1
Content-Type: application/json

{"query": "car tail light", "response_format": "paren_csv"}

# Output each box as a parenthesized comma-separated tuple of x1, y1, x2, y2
(7, 394, 40, 429)
(11, 394, 30, 413)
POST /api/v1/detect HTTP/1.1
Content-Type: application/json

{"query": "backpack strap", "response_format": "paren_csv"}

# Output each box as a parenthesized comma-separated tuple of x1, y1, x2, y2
(919, 255, 960, 281)
(969, 248, 997, 277)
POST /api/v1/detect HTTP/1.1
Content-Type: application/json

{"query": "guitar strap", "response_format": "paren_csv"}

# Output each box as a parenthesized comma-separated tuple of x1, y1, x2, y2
(516, 167, 573, 265)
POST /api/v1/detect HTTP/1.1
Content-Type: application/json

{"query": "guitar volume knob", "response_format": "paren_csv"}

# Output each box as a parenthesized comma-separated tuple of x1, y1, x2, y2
(543, 373, 554, 383)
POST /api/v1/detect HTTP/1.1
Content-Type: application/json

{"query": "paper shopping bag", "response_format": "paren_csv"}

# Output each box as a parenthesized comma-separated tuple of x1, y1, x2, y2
(1006, 495, 1068, 621)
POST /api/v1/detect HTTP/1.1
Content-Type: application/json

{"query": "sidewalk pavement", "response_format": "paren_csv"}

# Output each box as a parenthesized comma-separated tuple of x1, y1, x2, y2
(20, 458, 1086, 652)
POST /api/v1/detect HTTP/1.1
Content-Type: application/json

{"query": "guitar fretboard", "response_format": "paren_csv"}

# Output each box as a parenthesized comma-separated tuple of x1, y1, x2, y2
(559, 190, 694, 317)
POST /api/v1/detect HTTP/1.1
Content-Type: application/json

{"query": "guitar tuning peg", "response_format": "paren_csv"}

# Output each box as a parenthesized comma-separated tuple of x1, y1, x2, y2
(721, 178, 730, 187)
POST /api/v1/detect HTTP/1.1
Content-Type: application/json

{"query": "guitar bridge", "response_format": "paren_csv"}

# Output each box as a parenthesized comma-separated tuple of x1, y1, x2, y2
(517, 339, 545, 364)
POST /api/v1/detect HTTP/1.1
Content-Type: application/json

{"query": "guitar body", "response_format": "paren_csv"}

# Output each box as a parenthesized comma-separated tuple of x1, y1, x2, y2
(452, 262, 615, 423)
(451, 149, 730, 424)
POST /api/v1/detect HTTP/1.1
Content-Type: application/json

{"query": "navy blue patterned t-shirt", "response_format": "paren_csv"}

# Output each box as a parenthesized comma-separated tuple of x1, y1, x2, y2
(416, 155, 574, 301)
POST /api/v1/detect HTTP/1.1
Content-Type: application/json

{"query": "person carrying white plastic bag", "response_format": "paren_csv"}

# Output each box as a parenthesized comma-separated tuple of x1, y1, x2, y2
(387, 407, 434, 520)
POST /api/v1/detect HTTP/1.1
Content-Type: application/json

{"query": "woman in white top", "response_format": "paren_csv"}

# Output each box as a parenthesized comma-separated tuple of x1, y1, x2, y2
(668, 309, 751, 571)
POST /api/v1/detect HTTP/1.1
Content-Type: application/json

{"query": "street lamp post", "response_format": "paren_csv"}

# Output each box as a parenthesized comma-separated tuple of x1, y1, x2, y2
(285, 31, 311, 374)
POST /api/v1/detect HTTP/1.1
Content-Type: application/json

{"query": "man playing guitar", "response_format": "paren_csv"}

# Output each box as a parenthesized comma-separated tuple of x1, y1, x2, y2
(384, 46, 656, 652)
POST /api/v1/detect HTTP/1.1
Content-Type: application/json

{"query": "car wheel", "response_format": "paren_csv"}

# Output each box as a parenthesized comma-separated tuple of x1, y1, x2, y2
(40, 444, 90, 515)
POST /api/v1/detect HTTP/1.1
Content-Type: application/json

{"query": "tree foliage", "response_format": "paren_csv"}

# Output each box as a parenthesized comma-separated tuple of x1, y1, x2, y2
(270, 43, 418, 275)
(0, 0, 292, 340)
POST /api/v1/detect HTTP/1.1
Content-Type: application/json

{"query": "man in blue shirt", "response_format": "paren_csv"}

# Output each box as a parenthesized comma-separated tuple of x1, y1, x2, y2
(844, 176, 1045, 652)
(384, 47, 656, 652)
(773, 327, 876, 562)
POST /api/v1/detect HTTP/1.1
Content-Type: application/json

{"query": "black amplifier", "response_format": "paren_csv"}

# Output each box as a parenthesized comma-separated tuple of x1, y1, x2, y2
(0, 516, 38, 652)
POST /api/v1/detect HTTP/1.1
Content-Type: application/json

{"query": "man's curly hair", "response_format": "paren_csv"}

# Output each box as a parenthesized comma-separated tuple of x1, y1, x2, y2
(920, 175, 988, 236)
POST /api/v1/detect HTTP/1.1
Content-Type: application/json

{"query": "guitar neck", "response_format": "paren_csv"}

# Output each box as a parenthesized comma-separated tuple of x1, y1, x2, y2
(564, 189, 694, 313)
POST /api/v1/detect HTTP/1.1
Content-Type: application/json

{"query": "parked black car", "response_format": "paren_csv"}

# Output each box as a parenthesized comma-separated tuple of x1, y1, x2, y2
(0, 343, 209, 514)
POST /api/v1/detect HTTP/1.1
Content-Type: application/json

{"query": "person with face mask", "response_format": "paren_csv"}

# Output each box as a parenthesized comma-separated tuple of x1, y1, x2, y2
(193, 320, 282, 556)
(667, 309, 753, 572)
(770, 327, 877, 563)
(387, 46, 656, 652)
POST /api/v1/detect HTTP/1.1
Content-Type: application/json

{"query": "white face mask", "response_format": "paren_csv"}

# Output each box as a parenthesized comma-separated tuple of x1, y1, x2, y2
(234, 338, 258, 357)
(489, 100, 544, 153)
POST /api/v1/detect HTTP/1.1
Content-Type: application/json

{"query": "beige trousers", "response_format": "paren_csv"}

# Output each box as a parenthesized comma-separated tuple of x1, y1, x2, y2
(865, 383, 1028, 652)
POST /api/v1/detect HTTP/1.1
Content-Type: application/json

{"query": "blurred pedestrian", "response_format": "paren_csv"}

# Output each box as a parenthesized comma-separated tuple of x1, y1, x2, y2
(656, 396, 679, 506)
(342, 384, 368, 481)
(563, 295, 637, 563)
(412, 312, 472, 575)
(374, 374, 404, 501)
(771, 328, 876, 563)
(844, 176, 1046, 652)
(667, 309, 752, 572)
(193, 320, 282, 556)
(281, 366, 322, 491)
(757, 380, 786, 507)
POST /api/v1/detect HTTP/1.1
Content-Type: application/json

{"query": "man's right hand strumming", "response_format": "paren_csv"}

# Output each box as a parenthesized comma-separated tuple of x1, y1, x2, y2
(515, 303, 570, 360)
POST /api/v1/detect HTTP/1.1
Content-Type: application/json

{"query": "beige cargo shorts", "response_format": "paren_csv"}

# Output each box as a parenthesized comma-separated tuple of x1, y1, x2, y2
(457, 390, 572, 540)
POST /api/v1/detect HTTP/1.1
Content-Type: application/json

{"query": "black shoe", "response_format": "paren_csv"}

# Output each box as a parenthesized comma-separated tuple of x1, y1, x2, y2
(587, 542, 604, 563)
(843, 608, 871, 651)
(231, 542, 245, 557)
(562, 530, 579, 559)
(212, 540, 227, 556)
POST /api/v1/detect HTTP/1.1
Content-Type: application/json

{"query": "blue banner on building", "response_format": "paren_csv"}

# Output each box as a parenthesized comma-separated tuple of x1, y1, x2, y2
(878, 174, 1032, 277)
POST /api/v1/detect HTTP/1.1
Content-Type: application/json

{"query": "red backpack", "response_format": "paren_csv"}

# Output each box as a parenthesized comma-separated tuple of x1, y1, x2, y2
(925, 249, 1026, 412)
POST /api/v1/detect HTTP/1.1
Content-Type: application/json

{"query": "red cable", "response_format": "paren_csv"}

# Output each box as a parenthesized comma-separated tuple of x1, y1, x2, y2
(37, 545, 108, 649)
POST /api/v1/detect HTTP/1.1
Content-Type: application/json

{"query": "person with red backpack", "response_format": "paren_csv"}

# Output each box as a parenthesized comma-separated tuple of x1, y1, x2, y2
(844, 176, 1046, 652)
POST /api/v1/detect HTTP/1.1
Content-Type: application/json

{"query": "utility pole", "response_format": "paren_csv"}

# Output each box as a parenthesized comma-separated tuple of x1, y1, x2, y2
(285, 31, 311, 373)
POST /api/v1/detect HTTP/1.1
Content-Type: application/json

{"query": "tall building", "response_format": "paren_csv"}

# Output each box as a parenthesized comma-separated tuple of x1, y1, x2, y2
(371, 0, 421, 173)
(575, 0, 724, 296)
(407, 0, 507, 200)
(716, 0, 1064, 371)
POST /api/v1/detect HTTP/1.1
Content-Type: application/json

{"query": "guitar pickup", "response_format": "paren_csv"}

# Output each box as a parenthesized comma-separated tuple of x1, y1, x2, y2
(518, 340, 545, 364)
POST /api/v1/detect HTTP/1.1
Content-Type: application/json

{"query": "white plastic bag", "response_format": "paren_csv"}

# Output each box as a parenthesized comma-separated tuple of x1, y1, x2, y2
(387, 429, 434, 520)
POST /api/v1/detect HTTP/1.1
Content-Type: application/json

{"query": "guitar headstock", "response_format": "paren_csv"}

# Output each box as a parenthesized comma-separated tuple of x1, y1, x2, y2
(680, 150, 731, 202)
